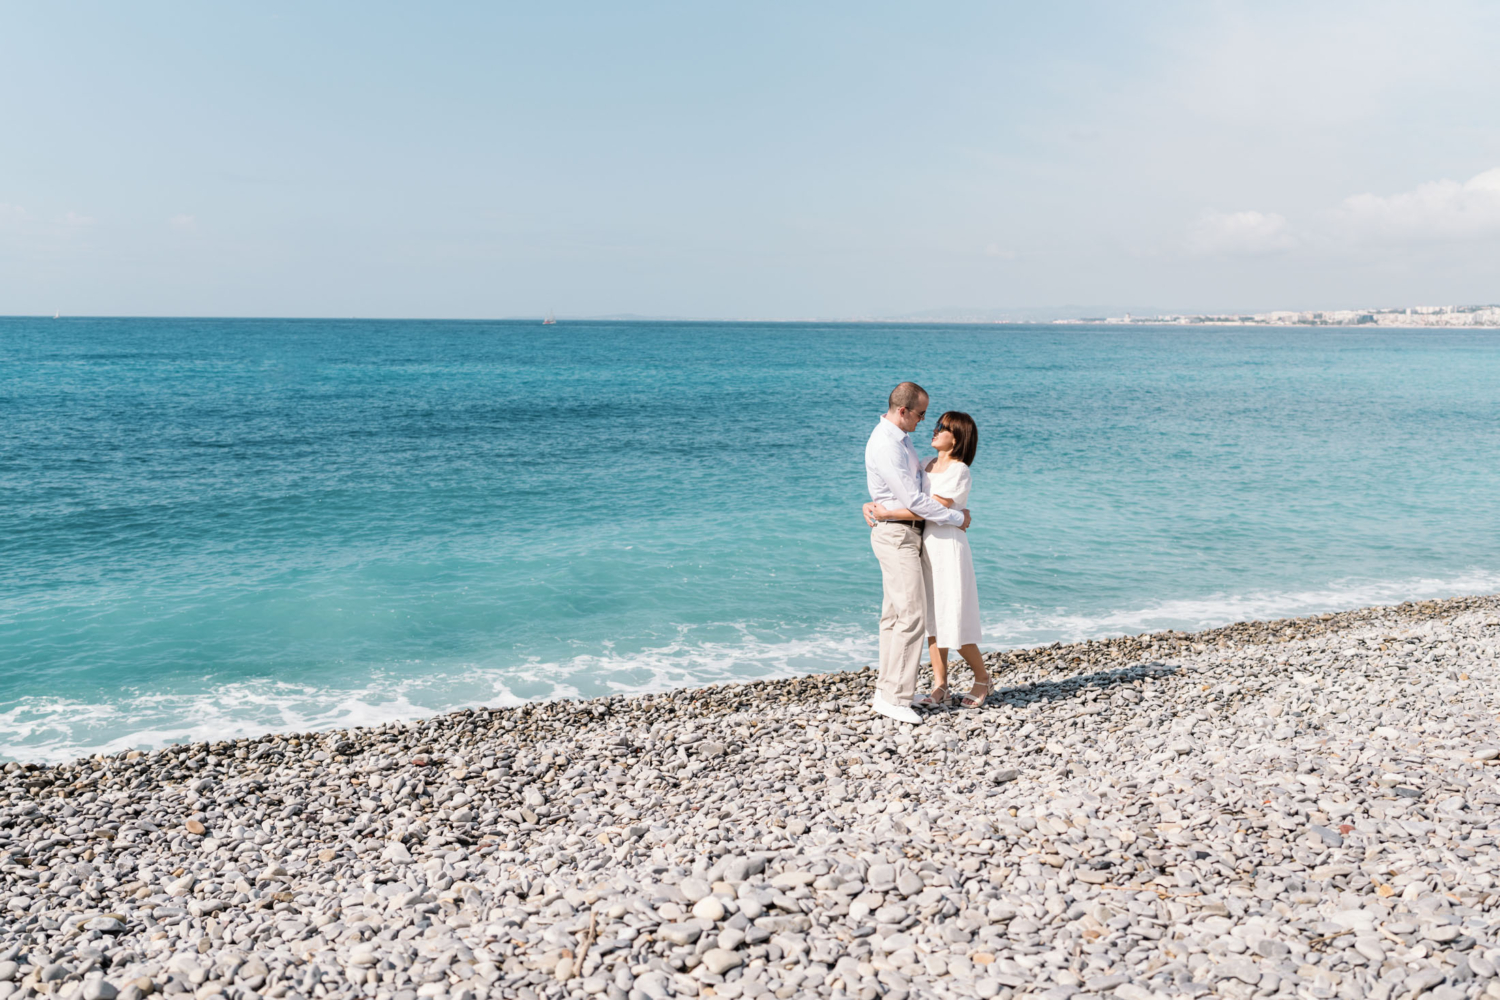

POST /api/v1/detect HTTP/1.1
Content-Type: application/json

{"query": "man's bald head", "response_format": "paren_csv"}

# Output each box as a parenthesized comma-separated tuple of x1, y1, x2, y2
(886, 382, 929, 433)
(887, 381, 928, 413)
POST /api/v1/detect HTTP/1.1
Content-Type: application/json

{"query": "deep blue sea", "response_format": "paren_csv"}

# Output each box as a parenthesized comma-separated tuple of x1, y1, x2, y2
(4, 318, 1500, 761)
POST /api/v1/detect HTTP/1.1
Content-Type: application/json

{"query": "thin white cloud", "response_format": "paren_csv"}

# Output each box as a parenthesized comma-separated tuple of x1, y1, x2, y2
(1164, 6, 1493, 133)
(169, 214, 196, 231)
(1338, 167, 1500, 241)
(1185, 210, 1296, 256)
(61, 211, 95, 227)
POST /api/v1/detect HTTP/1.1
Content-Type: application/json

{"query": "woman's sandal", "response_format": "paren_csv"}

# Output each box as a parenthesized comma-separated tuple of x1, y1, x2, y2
(960, 679, 992, 708)
(914, 684, 951, 707)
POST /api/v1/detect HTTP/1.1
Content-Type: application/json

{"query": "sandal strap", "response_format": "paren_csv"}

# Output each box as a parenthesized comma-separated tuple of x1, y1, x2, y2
(914, 686, 948, 706)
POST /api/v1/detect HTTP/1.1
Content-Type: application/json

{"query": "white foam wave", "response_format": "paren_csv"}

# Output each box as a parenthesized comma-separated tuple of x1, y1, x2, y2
(0, 624, 880, 763)
(6, 570, 1497, 763)
(981, 569, 1500, 649)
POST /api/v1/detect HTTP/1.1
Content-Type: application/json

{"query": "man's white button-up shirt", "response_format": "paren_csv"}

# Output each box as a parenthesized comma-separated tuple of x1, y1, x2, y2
(864, 416, 966, 527)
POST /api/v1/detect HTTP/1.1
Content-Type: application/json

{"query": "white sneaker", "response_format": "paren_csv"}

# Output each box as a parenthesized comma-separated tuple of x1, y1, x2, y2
(872, 692, 921, 725)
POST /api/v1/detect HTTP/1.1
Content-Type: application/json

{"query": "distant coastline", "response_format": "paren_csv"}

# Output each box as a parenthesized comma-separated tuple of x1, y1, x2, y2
(14, 306, 1500, 326)
(865, 303, 1500, 327)
(1058, 303, 1500, 328)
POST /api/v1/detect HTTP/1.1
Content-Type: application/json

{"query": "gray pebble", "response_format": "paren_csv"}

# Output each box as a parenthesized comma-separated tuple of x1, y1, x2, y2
(659, 923, 701, 946)
(81, 979, 118, 1000)
(680, 877, 711, 902)
(701, 948, 744, 975)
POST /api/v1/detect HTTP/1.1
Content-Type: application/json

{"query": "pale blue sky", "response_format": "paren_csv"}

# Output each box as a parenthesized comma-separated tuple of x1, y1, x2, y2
(3, 2, 1499, 319)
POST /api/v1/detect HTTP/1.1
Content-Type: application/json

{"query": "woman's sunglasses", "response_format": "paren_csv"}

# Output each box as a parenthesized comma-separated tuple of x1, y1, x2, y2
(932, 423, 952, 435)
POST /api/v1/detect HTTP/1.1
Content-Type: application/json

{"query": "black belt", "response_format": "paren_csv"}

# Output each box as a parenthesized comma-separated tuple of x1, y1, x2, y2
(886, 519, 923, 529)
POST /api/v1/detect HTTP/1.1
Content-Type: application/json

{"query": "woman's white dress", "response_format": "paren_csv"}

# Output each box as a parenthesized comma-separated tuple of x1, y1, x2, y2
(921, 461, 981, 648)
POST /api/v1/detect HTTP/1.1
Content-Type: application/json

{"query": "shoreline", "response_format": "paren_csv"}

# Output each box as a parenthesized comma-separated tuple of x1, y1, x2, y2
(4, 594, 1500, 1000)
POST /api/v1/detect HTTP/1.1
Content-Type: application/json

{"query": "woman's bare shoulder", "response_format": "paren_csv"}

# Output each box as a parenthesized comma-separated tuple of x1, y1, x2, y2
(924, 458, 937, 471)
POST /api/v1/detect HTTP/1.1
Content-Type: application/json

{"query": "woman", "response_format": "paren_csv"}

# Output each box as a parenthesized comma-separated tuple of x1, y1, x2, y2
(862, 411, 991, 707)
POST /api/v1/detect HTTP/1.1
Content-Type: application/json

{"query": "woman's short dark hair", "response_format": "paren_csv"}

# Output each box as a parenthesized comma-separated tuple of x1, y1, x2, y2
(938, 411, 978, 466)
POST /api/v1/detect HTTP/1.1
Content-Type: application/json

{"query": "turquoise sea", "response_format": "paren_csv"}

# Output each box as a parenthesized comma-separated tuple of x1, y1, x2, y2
(4, 318, 1500, 761)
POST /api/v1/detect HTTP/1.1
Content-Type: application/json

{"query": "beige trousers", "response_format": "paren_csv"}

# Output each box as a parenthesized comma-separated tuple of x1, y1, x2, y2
(871, 522, 927, 705)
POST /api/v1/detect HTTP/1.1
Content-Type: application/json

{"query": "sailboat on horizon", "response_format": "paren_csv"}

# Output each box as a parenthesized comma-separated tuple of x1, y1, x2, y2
(542, 309, 556, 326)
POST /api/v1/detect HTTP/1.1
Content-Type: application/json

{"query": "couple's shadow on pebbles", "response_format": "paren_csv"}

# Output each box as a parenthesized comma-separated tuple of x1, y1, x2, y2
(917, 661, 1179, 716)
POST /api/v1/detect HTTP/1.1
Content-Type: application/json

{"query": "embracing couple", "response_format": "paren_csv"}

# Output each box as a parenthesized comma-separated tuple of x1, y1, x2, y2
(863, 381, 991, 725)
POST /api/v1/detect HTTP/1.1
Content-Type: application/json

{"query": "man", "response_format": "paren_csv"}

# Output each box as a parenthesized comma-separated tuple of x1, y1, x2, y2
(864, 382, 971, 723)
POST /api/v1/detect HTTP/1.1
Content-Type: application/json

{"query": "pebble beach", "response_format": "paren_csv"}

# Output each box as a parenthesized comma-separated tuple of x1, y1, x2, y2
(6, 596, 1500, 1000)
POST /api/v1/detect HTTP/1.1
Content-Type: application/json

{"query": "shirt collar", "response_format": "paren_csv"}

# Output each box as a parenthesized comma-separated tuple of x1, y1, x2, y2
(877, 415, 910, 442)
